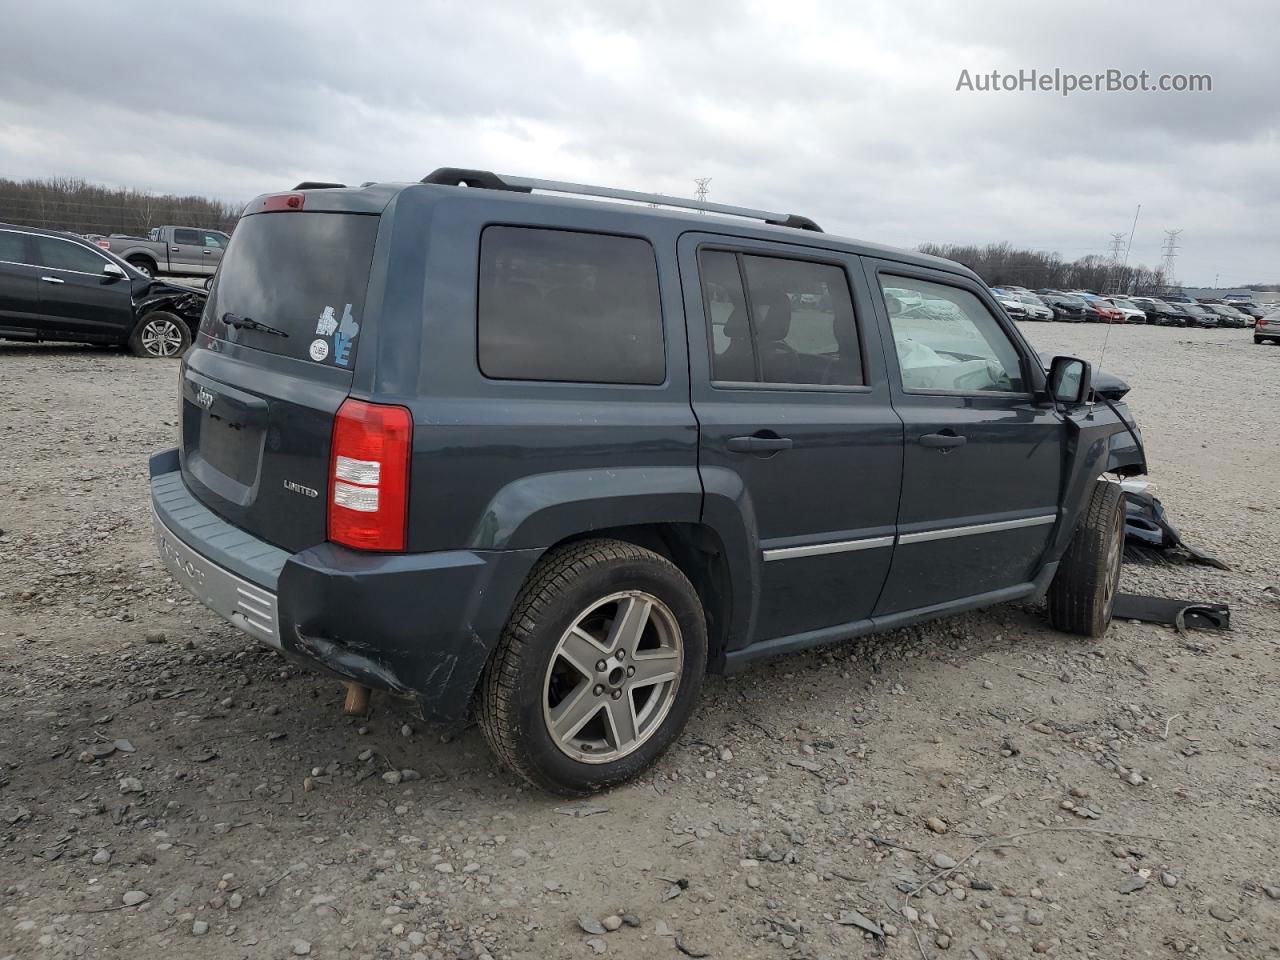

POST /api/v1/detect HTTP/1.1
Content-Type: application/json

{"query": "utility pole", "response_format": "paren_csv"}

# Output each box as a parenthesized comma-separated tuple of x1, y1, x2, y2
(693, 177, 711, 213)
(1160, 229, 1182, 294)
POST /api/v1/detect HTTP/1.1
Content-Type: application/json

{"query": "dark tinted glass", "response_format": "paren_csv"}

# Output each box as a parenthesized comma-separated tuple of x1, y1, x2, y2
(742, 256, 862, 385)
(32, 236, 107, 273)
(202, 212, 378, 367)
(478, 227, 664, 384)
(173, 228, 201, 245)
(0, 230, 28, 264)
(700, 250, 753, 382)
(700, 250, 862, 386)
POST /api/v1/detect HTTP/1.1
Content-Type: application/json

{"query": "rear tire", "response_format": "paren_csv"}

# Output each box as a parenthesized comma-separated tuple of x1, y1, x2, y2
(1047, 480, 1125, 638)
(127, 257, 155, 278)
(479, 539, 707, 795)
(128, 311, 191, 358)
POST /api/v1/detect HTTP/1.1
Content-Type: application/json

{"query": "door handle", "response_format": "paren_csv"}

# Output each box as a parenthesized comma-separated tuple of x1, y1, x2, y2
(727, 434, 793, 454)
(40, 276, 65, 284)
(919, 432, 967, 450)
(171, 246, 180, 252)
(203, 249, 212, 254)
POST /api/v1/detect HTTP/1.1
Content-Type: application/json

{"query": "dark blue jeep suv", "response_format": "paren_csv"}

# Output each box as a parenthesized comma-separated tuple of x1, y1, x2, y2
(150, 168, 1145, 793)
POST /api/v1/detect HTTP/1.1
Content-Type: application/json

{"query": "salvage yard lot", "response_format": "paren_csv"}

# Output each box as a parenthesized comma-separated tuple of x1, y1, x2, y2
(1, 325, 1277, 959)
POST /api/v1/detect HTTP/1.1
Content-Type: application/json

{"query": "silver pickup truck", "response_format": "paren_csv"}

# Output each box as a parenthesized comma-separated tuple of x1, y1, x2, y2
(96, 225, 231, 279)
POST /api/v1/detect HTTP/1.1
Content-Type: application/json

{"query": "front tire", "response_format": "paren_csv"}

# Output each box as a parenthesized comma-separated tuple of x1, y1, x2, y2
(479, 539, 707, 795)
(1047, 480, 1125, 637)
(129, 311, 191, 358)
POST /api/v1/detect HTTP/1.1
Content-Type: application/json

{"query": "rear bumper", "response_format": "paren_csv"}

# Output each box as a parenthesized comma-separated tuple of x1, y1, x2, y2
(149, 449, 541, 721)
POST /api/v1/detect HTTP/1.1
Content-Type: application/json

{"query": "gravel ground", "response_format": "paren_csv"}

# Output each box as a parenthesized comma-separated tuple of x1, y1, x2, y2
(1, 325, 1278, 960)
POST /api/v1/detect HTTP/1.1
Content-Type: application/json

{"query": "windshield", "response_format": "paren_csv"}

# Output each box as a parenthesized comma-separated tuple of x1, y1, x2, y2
(1109, 299, 1138, 309)
(201, 211, 378, 366)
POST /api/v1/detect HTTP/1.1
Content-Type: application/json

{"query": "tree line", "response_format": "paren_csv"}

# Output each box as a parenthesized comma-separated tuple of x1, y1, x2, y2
(0, 176, 241, 238)
(917, 241, 1168, 295)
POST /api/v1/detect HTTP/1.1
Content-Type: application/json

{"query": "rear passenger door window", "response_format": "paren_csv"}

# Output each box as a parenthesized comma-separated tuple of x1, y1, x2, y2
(478, 226, 664, 384)
(0, 230, 29, 264)
(172, 228, 201, 246)
(878, 275, 1025, 393)
(698, 249, 862, 387)
(31, 236, 108, 274)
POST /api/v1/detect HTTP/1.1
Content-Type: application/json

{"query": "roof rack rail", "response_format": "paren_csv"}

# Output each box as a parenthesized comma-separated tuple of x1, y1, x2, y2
(418, 167, 821, 232)
(293, 181, 346, 190)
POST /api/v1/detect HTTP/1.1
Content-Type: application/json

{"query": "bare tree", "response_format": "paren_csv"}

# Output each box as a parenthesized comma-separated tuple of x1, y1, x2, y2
(0, 176, 241, 237)
(918, 241, 1167, 296)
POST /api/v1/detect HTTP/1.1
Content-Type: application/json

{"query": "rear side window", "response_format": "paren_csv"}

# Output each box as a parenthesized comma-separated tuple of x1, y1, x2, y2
(478, 226, 664, 384)
(0, 231, 27, 264)
(203, 212, 378, 366)
(32, 236, 107, 274)
(173, 228, 201, 245)
(698, 249, 863, 386)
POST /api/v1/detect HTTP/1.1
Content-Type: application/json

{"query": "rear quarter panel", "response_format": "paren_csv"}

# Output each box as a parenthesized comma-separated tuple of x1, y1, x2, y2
(361, 188, 703, 555)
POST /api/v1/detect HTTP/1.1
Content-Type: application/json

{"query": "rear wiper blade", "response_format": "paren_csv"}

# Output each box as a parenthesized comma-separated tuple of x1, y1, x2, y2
(220, 312, 289, 338)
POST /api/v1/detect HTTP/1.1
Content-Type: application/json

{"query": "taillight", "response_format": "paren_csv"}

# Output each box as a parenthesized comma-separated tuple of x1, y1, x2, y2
(328, 399, 413, 552)
(97, 239, 110, 249)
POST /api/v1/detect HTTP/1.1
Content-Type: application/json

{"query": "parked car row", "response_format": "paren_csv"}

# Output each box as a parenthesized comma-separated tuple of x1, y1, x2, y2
(990, 285, 1265, 330)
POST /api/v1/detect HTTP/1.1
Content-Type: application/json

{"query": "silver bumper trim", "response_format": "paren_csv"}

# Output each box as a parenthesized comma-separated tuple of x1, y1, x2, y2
(153, 508, 281, 648)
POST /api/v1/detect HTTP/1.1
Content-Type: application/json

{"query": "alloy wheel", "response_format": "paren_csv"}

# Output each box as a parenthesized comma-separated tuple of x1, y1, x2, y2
(542, 591, 683, 764)
(140, 317, 184, 357)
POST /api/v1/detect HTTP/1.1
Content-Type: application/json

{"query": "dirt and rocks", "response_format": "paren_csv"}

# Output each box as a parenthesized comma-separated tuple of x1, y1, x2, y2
(1, 325, 1278, 960)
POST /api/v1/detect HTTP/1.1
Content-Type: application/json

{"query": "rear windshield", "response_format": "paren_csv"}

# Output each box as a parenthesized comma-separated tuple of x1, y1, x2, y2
(201, 212, 378, 367)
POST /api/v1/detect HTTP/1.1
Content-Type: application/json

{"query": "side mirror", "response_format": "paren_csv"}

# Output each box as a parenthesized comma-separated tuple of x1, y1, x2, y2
(103, 262, 126, 278)
(1048, 355, 1092, 407)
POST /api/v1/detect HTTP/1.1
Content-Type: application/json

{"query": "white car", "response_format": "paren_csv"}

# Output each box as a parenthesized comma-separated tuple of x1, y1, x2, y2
(994, 293, 1028, 318)
(1014, 293, 1054, 321)
(1104, 297, 1148, 323)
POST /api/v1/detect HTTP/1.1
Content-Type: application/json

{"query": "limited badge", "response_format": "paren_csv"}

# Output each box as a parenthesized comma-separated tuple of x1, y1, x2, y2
(309, 338, 329, 362)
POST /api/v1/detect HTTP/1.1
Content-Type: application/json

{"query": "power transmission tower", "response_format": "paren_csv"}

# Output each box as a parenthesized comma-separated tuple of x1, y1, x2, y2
(1160, 229, 1182, 294)
(693, 177, 711, 213)
(1108, 232, 1126, 262)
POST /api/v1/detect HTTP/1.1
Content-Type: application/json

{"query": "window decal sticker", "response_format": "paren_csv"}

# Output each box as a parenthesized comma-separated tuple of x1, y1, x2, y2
(315, 306, 338, 336)
(333, 304, 359, 367)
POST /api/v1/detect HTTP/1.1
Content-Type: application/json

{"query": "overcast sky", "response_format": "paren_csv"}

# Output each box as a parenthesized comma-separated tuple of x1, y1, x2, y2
(1, 0, 1275, 285)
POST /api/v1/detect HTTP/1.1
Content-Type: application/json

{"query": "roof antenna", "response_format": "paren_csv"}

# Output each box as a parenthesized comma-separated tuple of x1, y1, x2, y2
(1096, 202, 1141, 397)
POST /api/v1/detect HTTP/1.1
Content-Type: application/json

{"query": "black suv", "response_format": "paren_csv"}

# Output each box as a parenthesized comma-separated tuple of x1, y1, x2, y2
(0, 222, 205, 357)
(149, 168, 1146, 793)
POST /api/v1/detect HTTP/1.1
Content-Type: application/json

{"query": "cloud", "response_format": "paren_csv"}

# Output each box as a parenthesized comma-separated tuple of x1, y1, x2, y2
(0, 0, 1274, 283)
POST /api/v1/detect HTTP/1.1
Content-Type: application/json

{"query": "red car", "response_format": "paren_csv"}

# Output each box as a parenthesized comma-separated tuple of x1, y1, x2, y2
(1081, 297, 1126, 323)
